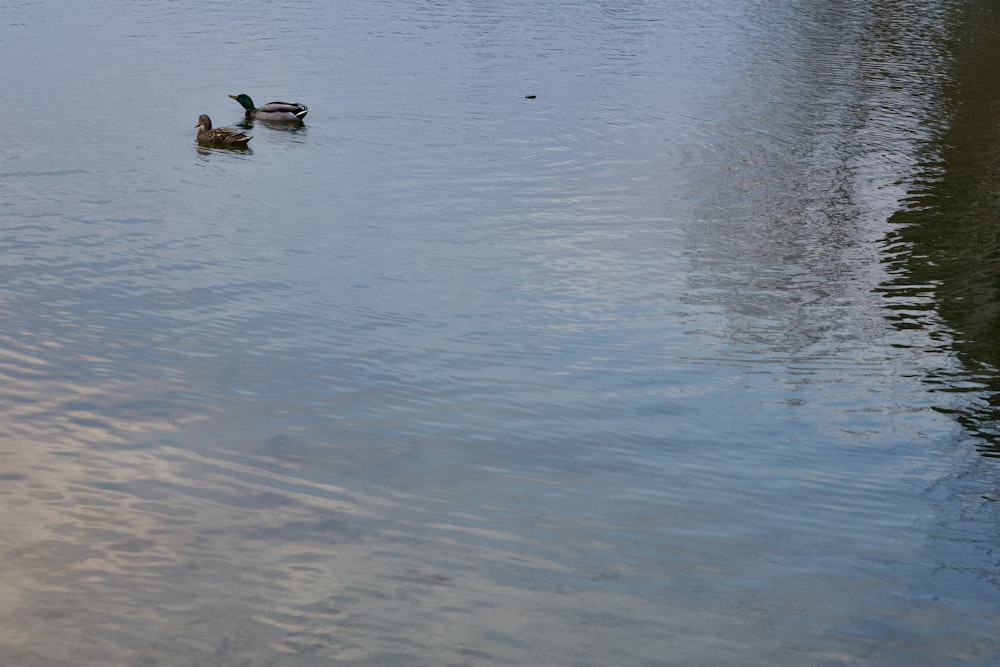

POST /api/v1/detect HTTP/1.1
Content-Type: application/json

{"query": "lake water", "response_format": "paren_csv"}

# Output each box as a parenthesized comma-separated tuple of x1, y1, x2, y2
(1, 1, 999, 665)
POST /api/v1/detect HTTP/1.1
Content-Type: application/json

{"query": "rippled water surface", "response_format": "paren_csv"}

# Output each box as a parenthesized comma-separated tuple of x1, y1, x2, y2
(2, 1, 999, 665)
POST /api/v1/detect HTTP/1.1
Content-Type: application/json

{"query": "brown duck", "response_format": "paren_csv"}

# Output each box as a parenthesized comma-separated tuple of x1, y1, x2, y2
(195, 114, 252, 147)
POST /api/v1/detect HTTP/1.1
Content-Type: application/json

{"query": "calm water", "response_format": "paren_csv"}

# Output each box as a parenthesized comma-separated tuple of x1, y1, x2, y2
(1, 1, 999, 665)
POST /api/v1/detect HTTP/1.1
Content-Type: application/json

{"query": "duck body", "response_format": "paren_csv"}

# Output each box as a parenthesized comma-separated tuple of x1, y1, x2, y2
(229, 93, 308, 121)
(195, 114, 252, 147)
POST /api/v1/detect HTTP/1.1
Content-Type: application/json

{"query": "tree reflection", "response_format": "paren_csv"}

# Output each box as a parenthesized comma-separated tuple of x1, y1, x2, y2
(879, 0, 1000, 457)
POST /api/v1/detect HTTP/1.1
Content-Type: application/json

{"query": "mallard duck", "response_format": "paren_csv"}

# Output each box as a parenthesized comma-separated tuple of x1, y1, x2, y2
(229, 93, 308, 121)
(195, 114, 252, 147)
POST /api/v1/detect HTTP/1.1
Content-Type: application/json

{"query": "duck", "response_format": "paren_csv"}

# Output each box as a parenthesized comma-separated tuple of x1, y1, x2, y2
(195, 114, 252, 147)
(229, 93, 308, 121)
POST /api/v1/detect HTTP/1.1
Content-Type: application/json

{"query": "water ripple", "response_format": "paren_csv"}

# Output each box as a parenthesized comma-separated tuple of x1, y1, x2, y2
(0, 0, 998, 665)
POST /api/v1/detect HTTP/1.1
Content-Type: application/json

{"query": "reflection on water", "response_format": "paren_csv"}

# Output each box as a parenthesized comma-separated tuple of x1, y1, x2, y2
(1, 0, 999, 665)
(880, 0, 1000, 457)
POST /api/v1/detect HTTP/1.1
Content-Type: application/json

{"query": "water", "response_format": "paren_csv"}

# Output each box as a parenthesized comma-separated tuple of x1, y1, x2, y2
(1, 1, 998, 665)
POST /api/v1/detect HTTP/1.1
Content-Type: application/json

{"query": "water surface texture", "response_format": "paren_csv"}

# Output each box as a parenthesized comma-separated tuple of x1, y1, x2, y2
(1, 1, 999, 665)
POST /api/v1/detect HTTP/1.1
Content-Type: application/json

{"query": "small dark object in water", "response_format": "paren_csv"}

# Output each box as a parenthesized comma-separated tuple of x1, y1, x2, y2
(525, 94, 536, 99)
